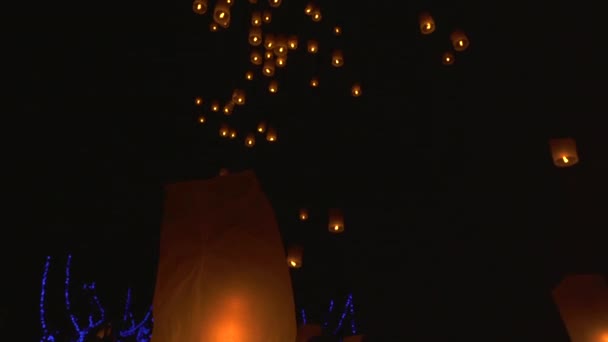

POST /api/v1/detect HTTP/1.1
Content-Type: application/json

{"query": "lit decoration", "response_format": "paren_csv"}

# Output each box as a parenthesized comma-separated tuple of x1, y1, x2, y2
(274, 38, 288, 57)
(328, 208, 344, 233)
(331, 50, 344, 67)
(323, 299, 334, 328)
(213, 0, 231, 28)
(263, 60, 276, 76)
(223, 101, 235, 115)
(304, 3, 314, 15)
(245, 133, 256, 147)
(351, 83, 362, 97)
(265, 50, 273, 59)
(276, 56, 287, 67)
(262, 10, 272, 23)
(268, 0, 281, 8)
(299, 208, 309, 221)
(268, 80, 279, 93)
(211, 100, 220, 112)
(286, 245, 303, 268)
(251, 11, 262, 26)
(333, 26, 342, 35)
(450, 30, 470, 51)
(257, 121, 266, 133)
(225, 0, 232, 5)
(39, 256, 52, 341)
(198, 115, 206, 124)
(264, 34, 275, 50)
(266, 126, 277, 141)
(249, 27, 263, 46)
(245, 71, 254, 80)
(250, 50, 263, 65)
(229, 129, 237, 139)
(232, 89, 246, 105)
(552, 274, 608, 342)
(219, 124, 230, 137)
(301, 309, 307, 324)
(418, 12, 436, 34)
(549, 137, 579, 167)
(311, 8, 322, 22)
(288, 36, 298, 49)
(310, 77, 319, 87)
(307, 40, 318, 53)
(442, 52, 455, 65)
(192, 0, 208, 14)
(210, 22, 219, 31)
(194, 97, 203, 106)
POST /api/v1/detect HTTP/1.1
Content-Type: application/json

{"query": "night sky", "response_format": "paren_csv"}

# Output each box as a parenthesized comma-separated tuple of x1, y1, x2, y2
(6, 0, 608, 340)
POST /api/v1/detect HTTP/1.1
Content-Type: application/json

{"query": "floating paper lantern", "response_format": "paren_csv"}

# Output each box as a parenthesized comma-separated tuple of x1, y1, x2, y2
(288, 36, 298, 49)
(549, 138, 579, 167)
(442, 52, 455, 65)
(249, 27, 263, 46)
(351, 83, 362, 97)
(268, 80, 279, 93)
(257, 122, 266, 133)
(211, 101, 220, 112)
(218, 167, 229, 176)
(223, 101, 235, 115)
(276, 56, 287, 67)
(265, 51, 273, 59)
(307, 40, 318, 53)
(266, 126, 277, 141)
(268, 0, 281, 8)
(245, 134, 256, 147)
(251, 11, 262, 26)
(274, 38, 288, 57)
(310, 77, 319, 87)
(264, 34, 275, 50)
(331, 50, 344, 67)
(333, 26, 342, 35)
(219, 124, 230, 138)
(304, 3, 314, 15)
(229, 129, 237, 139)
(450, 30, 470, 51)
(194, 97, 203, 106)
(213, 0, 231, 28)
(298, 208, 309, 221)
(328, 208, 344, 233)
(419, 12, 436, 34)
(245, 71, 254, 80)
(262, 10, 272, 23)
(198, 115, 206, 124)
(286, 245, 303, 268)
(232, 89, 246, 105)
(192, 0, 208, 14)
(311, 8, 322, 22)
(250, 50, 263, 65)
(262, 60, 275, 76)
(210, 22, 219, 31)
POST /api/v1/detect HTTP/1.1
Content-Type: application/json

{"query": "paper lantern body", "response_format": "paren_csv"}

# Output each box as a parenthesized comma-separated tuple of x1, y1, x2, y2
(193, 0, 208, 15)
(213, 0, 231, 28)
(552, 274, 608, 342)
(418, 12, 435, 34)
(450, 30, 470, 51)
(297, 324, 322, 342)
(287, 245, 303, 268)
(550, 137, 579, 167)
(151, 171, 297, 342)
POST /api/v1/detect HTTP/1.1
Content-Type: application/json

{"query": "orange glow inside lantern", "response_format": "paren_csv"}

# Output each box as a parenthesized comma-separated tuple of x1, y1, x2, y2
(333, 26, 342, 35)
(307, 40, 318, 53)
(274, 39, 288, 57)
(299, 208, 309, 221)
(288, 36, 298, 49)
(257, 122, 266, 133)
(245, 71, 254, 80)
(442, 52, 455, 65)
(450, 30, 470, 51)
(286, 246, 303, 268)
(276, 56, 286, 67)
(213, 0, 231, 28)
(219, 124, 230, 138)
(249, 27, 262, 46)
(328, 208, 344, 233)
(311, 8, 322, 22)
(331, 50, 344, 67)
(304, 3, 314, 15)
(250, 51, 262, 65)
(310, 77, 319, 87)
(194, 97, 203, 106)
(268, 80, 279, 93)
(549, 138, 579, 167)
(232, 89, 246, 105)
(264, 34, 275, 50)
(419, 12, 436, 34)
(262, 60, 275, 76)
(269, 0, 281, 8)
(265, 51, 273, 59)
(262, 10, 272, 23)
(193, 0, 208, 14)
(351, 83, 362, 97)
(223, 102, 234, 115)
(251, 11, 262, 26)
(245, 134, 255, 147)
(211, 101, 219, 112)
(266, 126, 277, 141)
(198, 115, 206, 124)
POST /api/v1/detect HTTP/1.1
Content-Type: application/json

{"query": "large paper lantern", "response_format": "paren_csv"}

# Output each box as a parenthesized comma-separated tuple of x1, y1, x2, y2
(549, 137, 579, 167)
(268, 0, 281, 7)
(450, 30, 470, 51)
(552, 274, 608, 342)
(328, 208, 345, 233)
(418, 12, 435, 34)
(297, 324, 322, 342)
(151, 171, 297, 342)
(286, 245, 303, 268)
(299, 208, 309, 221)
(193, 0, 208, 15)
(213, 0, 231, 28)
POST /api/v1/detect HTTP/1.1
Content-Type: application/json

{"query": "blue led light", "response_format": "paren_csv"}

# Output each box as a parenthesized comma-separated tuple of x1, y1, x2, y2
(39, 256, 52, 342)
(333, 294, 353, 335)
(301, 308, 307, 324)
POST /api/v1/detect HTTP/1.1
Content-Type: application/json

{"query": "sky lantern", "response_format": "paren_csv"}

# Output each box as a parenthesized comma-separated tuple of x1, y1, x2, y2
(232, 89, 246, 105)
(549, 138, 579, 167)
(307, 40, 318, 53)
(442, 52, 455, 65)
(328, 208, 344, 233)
(268, 80, 279, 93)
(331, 50, 344, 67)
(418, 12, 436, 34)
(268, 0, 281, 8)
(198, 115, 206, 124)
(298, 208, 309, 221)
(276, 56, 287, 67)
(450, 30, 470, 51)
(266, 126, 277, 141)
(245, 134, 256, 147)
(210, 100, 220, 112)
(265, 50, 273, 59)
(262, 10, 272, 23)
(288, 36, 298, 49)
(311, 8, 322, 22)
(257, 121, 266, 133)
(264, 34, 275, 50)
(274, 38, 288, 57)
(219, 124, 230, 138)
(251, 11, 262, 26)
(249, 27, 263, 46)
(245, 71, 254, 80)
(194, 97, 203, 106)
(351, 83, 362, 97)
(192, 0, 208, 14)
(552, 274, 608, 342)
(262, 60, 275, 76)
(213, 0, 231, 28)
(333, 26, 342, 35)
(223, 101, 235, 115)
(250, 50, 262, 65)
(310, 77, 319, 87)
(286, 245, 303, 268)
(304, 3, 314, 15)
(209, 22, 219, 32)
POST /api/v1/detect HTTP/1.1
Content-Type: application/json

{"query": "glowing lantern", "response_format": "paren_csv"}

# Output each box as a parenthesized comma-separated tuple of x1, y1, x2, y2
(450, 30, 470, 51)
(251, 11, 262, 26)
(232, 89, 246, 105)
(304, 3, 314, 15)
(192, 0, 208, 14)
(286, 245, 303, 268)
(268, 80, 279, 93)
(442, 52, 455, 65)
(266, 126, 277, 141)
(307, 40, 318, 53)
(218, 167, 229, 176)
(262, 60, 275, 76)
(264, 34, 275, 50)
(333, 26, 342, 35)
(310, 77, 319, 87)
(274, 38, 288, 57)
(311, 8, 322, 22)
(213, 0, 231, 28)
(229, 129, 237, 139)
(351, 83, 362, 97)
(269, 0, 281, 8)
(265, 51, 273, 59)
(328, 208, 344, 233)
(223, 101, 235, 115)
(194, 97, 203, 106)
(245, 134, 255, 147)
(419, 12, 436, 34)
(210, 22, 219, 31)
(262, 10, 272, 23)
(211, 101, 220, 112)
(288, 36, 298, 49)
(552, 274, 608, 342)
(245, 71, 254, 80)
(276, 56, 287, 67)
(219, 124, 230, 138)
(549, 138, 579, 167)
(249, 27, 262, 46)
(250, 50, 263, 65)
(198, 115, 206, 124)
(331, 50, 344, 67)
(298, 208, 309, 221)
(257, 122, 266, 133)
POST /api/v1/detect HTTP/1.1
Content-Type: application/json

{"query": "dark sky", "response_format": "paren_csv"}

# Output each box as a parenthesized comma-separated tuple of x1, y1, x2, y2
(6, 0, 608, 340)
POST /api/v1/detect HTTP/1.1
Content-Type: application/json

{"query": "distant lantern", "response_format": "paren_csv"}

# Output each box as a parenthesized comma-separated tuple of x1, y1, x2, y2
(232, 89, 246, 105)
(450, 30, 470, 51)
(266, 126, 277, 141)
(274, 38, 288, 57)
(331, 50, 344, 67)
(299, 208, 309, 221)
(265, 51, 274, 59)
(418, 12, 436, 34)
(268, 80, 279, 93)
(262, 60, 275, 76)
(213, 0, 231, 28)
(209, 22, 219, 31)
(250, 50, 263, 65)
(288, 36, 298, 49)
(311, 8, 322, 22)
(276, 56, 287, 67)
(225, 0, 233, 5)
(264, 34, 276, 50)
(249, 27, 263, 46)
(198, 115, 206, 124)
(257, 121, 266, 133)
(351, 83, 362, 97)
(192, 0, 208, 14)
(549, 138, 579, 167)
(307, 40, 318, 53)
(251, 11, 262, 26)
(262, 10, 272, 23)
(269, 0, 281, 8)
(218, 167, 229, 176)
(194, 97, 203, 106)
(211, 100, 220, 112)
(245, 133, 256, 147)
(223, 101, 235, 115)
(304, 3, 314, 15)
(286, 245, 303, 268)
(219, 124, 230, 138)
(245, 71, 254, 80)
(442, 52, 455, 65)
(328, 208, 344, 233)
(229, 129, 237, 139)
(333, 26, 342, 35)
(310, 77, 319, 87)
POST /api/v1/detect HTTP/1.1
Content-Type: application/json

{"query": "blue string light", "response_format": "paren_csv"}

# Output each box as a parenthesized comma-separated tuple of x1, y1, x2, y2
(323, 299, 334, 328)
(349, 297, 356, 335)
(333, 294, 353, 335)
(40, 256, 52, 342)
(301, 309, 307, 324)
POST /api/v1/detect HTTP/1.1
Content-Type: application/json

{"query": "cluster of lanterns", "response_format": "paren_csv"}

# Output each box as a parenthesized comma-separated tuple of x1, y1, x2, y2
(418, 12, 470, 66)
(192, 0, 363, 151)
